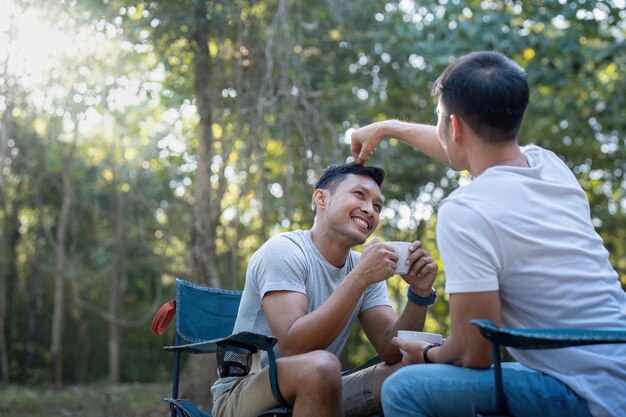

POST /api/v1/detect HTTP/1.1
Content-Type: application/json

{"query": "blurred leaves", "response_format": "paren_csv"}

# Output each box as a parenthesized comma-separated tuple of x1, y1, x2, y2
(1, 0, 625, 380)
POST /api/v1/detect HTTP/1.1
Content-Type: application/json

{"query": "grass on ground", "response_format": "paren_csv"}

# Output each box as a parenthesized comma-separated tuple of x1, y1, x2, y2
(0, 382, 170, 417)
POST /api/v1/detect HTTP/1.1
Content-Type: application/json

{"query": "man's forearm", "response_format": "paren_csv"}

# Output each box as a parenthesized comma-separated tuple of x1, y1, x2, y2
(429, 292, 500, 368)
(393, 298, 429, 338)
(376, 120, 448, 164)
(376, 298, 430, 363)
(278, 274, 370, 355)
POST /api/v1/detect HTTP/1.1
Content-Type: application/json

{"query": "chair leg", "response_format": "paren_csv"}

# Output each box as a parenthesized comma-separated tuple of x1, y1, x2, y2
(491, 343, 508, 416)
(266, 347, 290, 407)
(171, 334, 182, 417)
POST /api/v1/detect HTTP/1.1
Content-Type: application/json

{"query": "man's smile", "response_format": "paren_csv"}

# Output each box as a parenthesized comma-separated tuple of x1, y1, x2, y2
(351, 216, 370, 231)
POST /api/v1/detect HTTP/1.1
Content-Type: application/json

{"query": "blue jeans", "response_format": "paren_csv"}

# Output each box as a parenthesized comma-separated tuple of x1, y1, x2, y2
(382, 362, 592, 417)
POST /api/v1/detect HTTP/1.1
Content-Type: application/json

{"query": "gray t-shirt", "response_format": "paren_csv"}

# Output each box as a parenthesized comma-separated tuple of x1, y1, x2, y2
(211, 230, 391, 401)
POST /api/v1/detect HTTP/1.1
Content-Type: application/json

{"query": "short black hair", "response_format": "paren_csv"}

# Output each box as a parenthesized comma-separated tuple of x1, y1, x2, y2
(314, 163, 385, 192)
(432, 51, 529, 143)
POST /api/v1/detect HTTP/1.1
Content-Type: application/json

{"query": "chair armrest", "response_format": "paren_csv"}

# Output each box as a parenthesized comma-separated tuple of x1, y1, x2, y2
(341, 355, 382, 376)
(471, 319, 626, 349)
(164, 331, 278, 354)
(165, 330, 288, 407)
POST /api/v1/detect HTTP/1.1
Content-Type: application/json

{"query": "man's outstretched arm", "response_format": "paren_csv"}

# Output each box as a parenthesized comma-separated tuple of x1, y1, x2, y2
(351, 120, 448, 165)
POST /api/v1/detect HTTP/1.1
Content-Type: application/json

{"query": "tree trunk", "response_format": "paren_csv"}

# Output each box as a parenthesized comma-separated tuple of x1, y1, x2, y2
(181, 1, 222, 406)
(0, 102, 13, 382)
(49, 129, 77, 388)
(25, 182, 44, 374)
(0, 210, 7, 383)
(190, 0, 219, 288)
(108, 176, 123, 383)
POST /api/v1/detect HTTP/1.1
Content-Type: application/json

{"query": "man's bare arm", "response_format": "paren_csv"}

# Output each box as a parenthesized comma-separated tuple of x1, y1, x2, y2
(360, 242, 438, 363)
(359, 300, 429, 364)
(395, 291, 500, 367)
(351, 120, 448, 165)
(263, 241, 398, 355)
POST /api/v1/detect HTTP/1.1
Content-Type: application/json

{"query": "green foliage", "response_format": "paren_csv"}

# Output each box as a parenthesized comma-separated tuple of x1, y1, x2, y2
(1, 0, 624, 385)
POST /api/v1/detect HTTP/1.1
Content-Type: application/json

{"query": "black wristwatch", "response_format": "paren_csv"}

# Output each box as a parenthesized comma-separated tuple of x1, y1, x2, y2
(423, 343, 441, 363)
(407, 287, 437, 306)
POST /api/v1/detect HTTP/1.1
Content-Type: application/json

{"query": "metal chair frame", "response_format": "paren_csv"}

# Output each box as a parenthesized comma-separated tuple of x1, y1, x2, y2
(153, 278, 291, 417)
(471, 319, 626, 417)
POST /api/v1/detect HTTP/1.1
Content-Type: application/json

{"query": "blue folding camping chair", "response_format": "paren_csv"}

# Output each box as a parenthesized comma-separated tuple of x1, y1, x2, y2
(152, 278, 292, 417)
(471, 319, 626, 417)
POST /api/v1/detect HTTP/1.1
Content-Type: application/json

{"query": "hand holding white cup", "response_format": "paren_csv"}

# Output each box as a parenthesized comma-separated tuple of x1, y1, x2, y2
(396, 330, 443, 356)
(386, 241, 411, 275)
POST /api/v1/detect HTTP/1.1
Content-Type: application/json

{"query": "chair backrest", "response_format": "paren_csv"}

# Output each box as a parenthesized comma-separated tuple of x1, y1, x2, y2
(175, 278, 243, 343)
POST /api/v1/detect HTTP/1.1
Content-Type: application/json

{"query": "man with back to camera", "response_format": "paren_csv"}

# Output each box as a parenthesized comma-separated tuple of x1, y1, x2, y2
(351, 51, 626, 417)
(211, 163, 439, 417)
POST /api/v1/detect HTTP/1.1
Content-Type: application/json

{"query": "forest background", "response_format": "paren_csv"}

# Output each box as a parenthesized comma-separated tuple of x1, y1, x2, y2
(0, 0, 625, 414)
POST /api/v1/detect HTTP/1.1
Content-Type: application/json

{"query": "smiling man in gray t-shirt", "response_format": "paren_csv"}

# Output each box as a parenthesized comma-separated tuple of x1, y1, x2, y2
(211, 163, 438, 417)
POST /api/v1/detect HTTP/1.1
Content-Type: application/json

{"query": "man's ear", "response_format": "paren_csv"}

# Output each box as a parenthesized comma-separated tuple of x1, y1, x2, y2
(312, 189, 327, 210)
(450, 114, 464, 143)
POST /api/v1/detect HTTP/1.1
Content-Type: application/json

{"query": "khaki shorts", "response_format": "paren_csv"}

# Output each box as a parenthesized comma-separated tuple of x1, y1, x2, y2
(212, 363, 381, 417)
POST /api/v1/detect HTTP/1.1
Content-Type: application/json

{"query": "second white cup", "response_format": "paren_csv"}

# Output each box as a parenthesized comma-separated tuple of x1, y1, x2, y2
(396, 330, 443, 356)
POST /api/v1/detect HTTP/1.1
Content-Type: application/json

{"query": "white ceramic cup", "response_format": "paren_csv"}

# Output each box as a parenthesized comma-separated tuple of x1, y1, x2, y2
(396, 330, 443, 356)
(386, 241, 411, 275)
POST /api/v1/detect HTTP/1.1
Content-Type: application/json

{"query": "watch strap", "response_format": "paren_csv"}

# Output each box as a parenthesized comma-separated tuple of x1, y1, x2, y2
(407, 287, 437, 306)
(423, 343, 441, 363)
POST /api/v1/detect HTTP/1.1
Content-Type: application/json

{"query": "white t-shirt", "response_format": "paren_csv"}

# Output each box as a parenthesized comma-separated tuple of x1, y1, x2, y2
(211, 229, 391, 401)
(437, 145, 626, 417)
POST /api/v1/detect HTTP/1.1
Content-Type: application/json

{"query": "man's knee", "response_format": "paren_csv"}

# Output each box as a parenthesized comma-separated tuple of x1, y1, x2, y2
(278, 350, 342, 394)
(302, 350, 342, 385)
